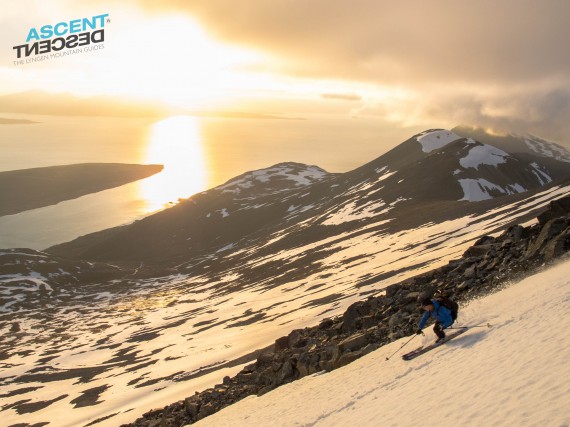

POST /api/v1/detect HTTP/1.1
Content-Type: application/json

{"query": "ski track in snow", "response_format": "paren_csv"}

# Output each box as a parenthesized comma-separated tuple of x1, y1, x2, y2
(194, 257, 570, 427)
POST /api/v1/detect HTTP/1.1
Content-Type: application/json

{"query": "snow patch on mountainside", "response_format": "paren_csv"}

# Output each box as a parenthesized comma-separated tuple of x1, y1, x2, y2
(217, 164, 328, 195)
(322, 200, 389, 226)
(530, 162, 553, 185)
(416, 130, 461, 153)
(193, 257, 570, 427)
(523, 135, 570, 162)
(458, 178, 526, 202)
(459, 144, 510, 170)
(0, 271, 55, 312)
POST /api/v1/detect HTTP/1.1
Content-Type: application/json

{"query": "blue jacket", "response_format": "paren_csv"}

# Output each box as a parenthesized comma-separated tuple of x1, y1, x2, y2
(419, 300, 453, 329)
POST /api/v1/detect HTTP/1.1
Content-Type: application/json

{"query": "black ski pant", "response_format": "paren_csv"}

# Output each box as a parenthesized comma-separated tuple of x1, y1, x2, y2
(433, 321, 446, 339)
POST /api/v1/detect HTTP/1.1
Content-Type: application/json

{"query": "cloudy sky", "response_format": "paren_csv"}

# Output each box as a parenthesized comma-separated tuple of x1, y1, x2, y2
(2, 0, 570, 144)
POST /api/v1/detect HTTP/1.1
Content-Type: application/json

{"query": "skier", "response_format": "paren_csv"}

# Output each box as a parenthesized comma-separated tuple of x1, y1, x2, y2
(416, 297, 454, 343)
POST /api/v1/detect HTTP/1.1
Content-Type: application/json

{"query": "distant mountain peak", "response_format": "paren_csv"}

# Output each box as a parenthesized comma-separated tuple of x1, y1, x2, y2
(518, 134, 570, 163)
(415, 129, 463, 153)
(452, 125, 570, 163)
(215, 162, 330, 196)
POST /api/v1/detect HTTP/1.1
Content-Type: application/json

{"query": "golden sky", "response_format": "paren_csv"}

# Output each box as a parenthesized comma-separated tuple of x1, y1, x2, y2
(1, 0, 570, 142)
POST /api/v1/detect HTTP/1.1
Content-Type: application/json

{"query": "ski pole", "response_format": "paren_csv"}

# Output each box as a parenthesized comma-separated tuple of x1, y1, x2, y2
(385, 332, 422, 361)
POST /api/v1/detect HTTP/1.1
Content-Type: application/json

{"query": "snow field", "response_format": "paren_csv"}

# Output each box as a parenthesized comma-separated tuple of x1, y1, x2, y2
(459, 144, 510, 169)
(194, 257, 570, 427)
(416, 130, 461, 153)
(458, 178, 526, 202)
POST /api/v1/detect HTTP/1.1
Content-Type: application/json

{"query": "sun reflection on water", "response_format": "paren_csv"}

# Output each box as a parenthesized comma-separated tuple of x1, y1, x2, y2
(139, 116, 208, 212)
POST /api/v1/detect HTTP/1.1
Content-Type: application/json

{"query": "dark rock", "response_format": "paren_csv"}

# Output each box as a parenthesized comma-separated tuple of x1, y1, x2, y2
(457, 279, 475, 291)
(323, 342, 341, 363)
(402, 302, 418, 314)
(295, 353, 311, 377)
(504, 225, 526, 240)
(342, 300, 372, 331)
(385, 283, 400, 298)
(542, 226, 570, 261)
(319, 359, 334, 371)
(473, 235, 496, 245)
(278, 360, 296, 383)
(525, 217, 570, 260)
(307, 353, 321, 375)
(255, 368, 274, 387)
(318, 318, 334, 330)
(404, 291, 421, 302)
(197, 402, 216, 420)
(409, 274, 431, 287)
(464, 244, 497, 258)
(389, 331, 403, 341)
(336, 350, 362, 368)
(360, 315, 377, 329)
(184, 398, 200, 418)
(338, 332, 368, 352)
(288, 329, 308, 348)
(463, 265, 477, 278)
(388, 312, 405, 329)
(537, 195, 570, 225)
(274, 336, 290, 352)
(241, 363, 256, 374)
(361, 343, 379, 356)
(255, 352, 274, 368)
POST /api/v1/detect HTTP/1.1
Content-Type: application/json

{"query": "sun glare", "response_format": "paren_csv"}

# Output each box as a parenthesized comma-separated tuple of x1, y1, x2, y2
(98, 15, 265, 109)
(139, 115, 208, 212)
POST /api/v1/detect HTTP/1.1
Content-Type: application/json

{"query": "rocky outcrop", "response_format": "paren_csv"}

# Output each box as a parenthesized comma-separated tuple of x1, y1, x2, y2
(123, 195, 570, 427)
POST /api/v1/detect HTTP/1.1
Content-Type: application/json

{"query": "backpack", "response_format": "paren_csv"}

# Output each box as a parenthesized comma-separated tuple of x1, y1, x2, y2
(434, 293, 459, 321)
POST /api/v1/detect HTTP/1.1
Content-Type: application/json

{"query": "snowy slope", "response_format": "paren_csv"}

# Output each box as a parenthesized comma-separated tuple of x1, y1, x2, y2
(523, 134, 570, 162)
(195, 257, 570, 427)
(1, 186, 569, 427)
(416, 129, 462, 152)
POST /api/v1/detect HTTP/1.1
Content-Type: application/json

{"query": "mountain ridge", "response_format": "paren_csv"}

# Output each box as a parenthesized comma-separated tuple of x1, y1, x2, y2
(46, 128, 570, 263)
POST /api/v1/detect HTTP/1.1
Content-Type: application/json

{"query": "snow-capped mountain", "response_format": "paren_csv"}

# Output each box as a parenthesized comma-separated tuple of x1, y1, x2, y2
(453, 125, 570, 163)
(215, 162, 331, 197)
(411, 129, 566, 201)
(47, 129, 570, 263)
(1, 128, 569, 427)
(344, 128, 568, 203)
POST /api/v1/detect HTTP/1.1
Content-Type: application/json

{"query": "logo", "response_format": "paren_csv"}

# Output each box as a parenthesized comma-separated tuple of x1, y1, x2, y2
(12, 14, 109, 65)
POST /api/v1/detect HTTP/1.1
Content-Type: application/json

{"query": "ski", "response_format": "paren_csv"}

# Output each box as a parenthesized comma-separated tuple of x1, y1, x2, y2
(402, 328, 468, 361)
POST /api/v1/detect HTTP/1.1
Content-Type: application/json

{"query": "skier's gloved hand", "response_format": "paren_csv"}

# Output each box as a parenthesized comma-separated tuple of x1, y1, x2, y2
(416, 329, 423, 335)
